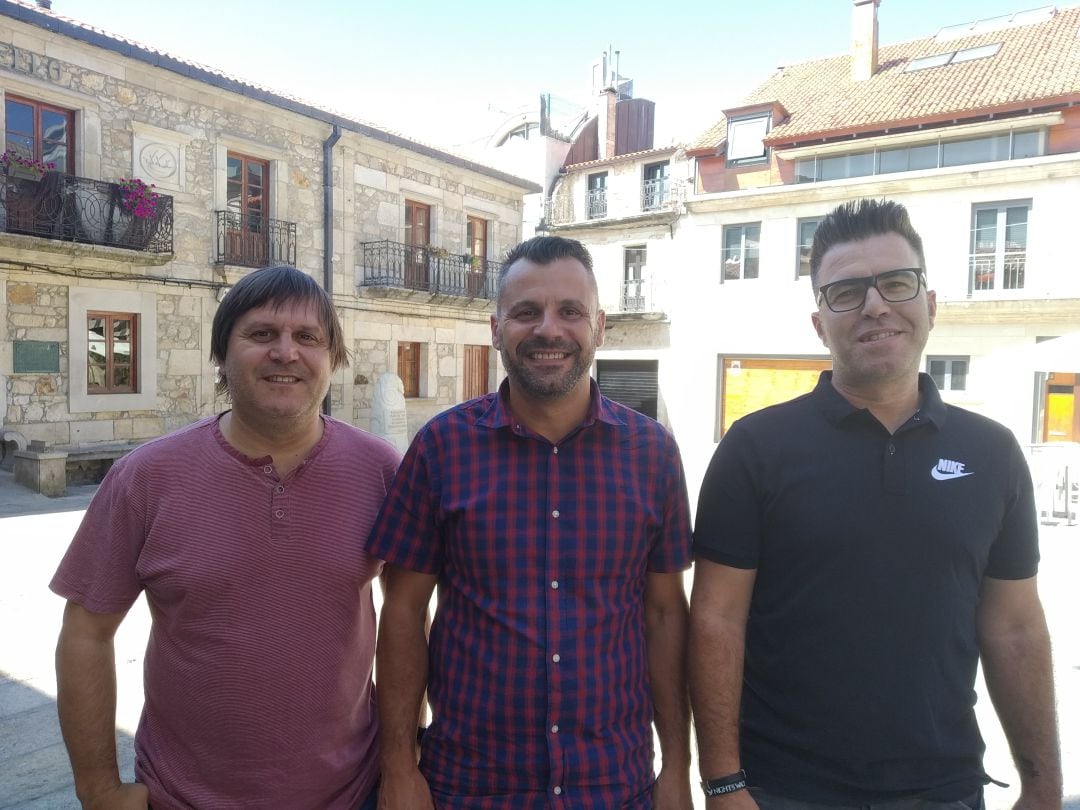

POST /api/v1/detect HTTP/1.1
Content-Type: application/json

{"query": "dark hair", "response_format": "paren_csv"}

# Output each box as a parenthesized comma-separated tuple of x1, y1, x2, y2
(810, 198, 926, 293)
(211, 265, 347, 396)
(497, 236, 597, 311)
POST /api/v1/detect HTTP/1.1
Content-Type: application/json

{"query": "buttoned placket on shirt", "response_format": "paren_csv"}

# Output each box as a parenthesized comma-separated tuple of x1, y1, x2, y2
(509, 420, 583, 802)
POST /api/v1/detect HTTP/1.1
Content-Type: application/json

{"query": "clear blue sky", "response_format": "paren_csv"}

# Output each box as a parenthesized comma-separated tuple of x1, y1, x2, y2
(53, 0, 1067, 147)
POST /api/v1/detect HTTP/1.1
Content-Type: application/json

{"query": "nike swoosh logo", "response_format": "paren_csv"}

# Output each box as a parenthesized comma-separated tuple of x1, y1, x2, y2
(931, 468, 974, 481)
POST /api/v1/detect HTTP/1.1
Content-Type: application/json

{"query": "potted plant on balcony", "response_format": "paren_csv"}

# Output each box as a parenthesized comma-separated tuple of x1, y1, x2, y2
(116, 177, 161, 249)
(1, 151, 56, 181)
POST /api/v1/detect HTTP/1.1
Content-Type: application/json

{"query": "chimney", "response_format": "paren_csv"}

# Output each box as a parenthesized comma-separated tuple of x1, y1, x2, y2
(851, 0, 881, 81)
(597, 87, 618, 160)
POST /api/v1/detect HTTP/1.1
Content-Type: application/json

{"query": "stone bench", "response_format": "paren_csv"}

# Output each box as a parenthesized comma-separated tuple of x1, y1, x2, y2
(13, 441, 142, 497)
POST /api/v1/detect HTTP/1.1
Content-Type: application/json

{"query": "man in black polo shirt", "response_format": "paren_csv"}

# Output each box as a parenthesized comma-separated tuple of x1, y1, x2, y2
(689, 199, 1061, 810)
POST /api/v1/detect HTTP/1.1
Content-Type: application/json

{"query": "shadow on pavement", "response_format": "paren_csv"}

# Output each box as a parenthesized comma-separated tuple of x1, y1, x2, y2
(0, 673, 136, 809)
(0, 469, 98, 520)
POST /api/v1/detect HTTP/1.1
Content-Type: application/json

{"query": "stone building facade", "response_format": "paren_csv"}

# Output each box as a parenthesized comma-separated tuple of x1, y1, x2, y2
(0, 0, 537, 464)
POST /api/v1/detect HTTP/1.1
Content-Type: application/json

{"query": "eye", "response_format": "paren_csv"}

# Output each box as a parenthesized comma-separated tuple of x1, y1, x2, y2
(249, 329, 273, 341)
(829, 285, 861, 305)
(297, 332, 322, 344)
(561, 307, 583, 318)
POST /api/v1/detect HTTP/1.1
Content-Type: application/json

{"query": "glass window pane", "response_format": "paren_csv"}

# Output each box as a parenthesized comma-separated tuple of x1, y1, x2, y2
(88, 363, 107, 388)
(795, 158, 816, 183)
(4, 100, 34, 136)
(728, 116, 769, 161)
(5, 135, 33, 159)
(878, 147, 908, 174)
(908, 144, 938, 170)
(1005, 206, 1028, 251)
(247, 162, 263, 186)
(973, 209, 998, 252)
(227, 157, 242, 182)
(1012, 130, 1040, 159)
(952, 361, 967, 390)
(41, 110, 67, 143)
(42, 142, 66, 172)
(113, 366, 131, 388)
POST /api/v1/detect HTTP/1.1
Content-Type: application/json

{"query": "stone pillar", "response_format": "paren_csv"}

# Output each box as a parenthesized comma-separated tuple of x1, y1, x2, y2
(371, 373, 409, 454)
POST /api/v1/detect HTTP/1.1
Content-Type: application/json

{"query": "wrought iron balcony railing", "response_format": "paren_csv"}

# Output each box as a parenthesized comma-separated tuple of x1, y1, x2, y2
(0, 170, 173, 253)
(969, 251, 1026, 292)
(641, 178, 670, 211)
(215, 211, 296, 268)
(360, 240, 500, 300)
(586, 188, 607, 220)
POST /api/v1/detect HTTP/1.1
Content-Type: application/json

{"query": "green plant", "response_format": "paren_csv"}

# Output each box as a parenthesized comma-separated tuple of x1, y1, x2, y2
(1, 151, 56, 178)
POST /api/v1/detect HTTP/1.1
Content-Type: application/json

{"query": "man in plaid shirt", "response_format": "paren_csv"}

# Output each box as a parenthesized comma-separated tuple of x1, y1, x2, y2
(368, 236, 694, 809)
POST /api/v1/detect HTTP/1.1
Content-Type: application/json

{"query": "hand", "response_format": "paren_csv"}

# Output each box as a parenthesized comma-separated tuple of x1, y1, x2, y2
(1012, 789, 1063, 810)
(705, 789, 761, 810)
(378, 766, 435, 810)
(82, 782, 149, 810)
(652, 766, 693, 810)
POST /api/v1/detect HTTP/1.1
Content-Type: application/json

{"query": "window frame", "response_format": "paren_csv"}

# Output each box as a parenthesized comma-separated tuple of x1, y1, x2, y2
(642, 161, 670, 211)
(726, 114, 771, 166)
(87, 311, 138, 394)
(968, 200, 1030, 295)
(927, 356, 969, 391)
(4, 93, 76, 174)
(795, 217, 822, 279)
(721, 222, 762, 282)
(586, 172, 608, 220)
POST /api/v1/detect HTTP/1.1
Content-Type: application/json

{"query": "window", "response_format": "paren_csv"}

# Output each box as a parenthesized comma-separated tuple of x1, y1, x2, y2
(87, 312, 137, 394)
(398, 341, 421, 398)
(970, 202, 1029, 293)
(587, 172, 607, 219)
(623, 246, 647, 311)
(796, 218, 822, 278)
(466, 216, 488, 295)
(224, 152, 270, 266)
(463, 344, 490, 401)
(726, 115, 770, 165)
(904, 43, 1002, 72)
(794, 129, 1044, 183)
(4, 95, 75, 173)
(718, 357, 830, 439)
(722, 224, 760, 281)
(642, 161, 670, 211)
(927, 357, 968, 391)
(404, 200, 432, 289)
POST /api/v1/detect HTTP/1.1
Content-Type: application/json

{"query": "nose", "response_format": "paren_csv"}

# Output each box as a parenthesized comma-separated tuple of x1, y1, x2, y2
(268, 334, 300, 361)
(861, 285, 891, 317)
(533, 307, 563, 339)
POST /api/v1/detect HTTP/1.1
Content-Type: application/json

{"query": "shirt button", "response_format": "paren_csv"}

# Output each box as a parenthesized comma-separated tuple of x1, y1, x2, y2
(276, 485, 285, 493)
(263, 465, 273, 474)
(274, 509, 285, 519)
(553, 447, 559, 455)
(551, 580, 559, 590)
(888, 443, 896, 455)
(552, 509, 560, 519)
(552, 653, 560, 663)
(553, 786, 563, 796)
(551, 723, 559, 733)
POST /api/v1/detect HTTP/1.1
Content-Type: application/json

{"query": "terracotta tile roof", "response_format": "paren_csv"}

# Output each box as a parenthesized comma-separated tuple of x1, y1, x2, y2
(565, 146, 680, 171)
(0, 0, 541, 191)
(690, 4, 1080, 152)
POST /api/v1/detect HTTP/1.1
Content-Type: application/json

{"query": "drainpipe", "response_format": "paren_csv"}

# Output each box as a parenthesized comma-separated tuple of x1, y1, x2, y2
(322, 124, 341, 415)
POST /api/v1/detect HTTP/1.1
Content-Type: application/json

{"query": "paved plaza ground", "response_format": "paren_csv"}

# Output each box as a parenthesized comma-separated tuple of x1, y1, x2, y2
(0, 469, 1077, 809)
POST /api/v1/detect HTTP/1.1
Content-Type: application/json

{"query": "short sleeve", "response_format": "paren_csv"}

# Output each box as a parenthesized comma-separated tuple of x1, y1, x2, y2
(984, 435, 1040, 580)
(692, 423, 762, 570)
(646, 433, 693, 573)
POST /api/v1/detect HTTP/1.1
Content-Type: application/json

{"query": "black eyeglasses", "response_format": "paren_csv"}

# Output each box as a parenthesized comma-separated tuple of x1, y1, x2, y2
(816, 268, 926, 313)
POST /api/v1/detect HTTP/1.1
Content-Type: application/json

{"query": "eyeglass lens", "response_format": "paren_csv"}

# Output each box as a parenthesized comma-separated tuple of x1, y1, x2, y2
(822, 269, 921, 312)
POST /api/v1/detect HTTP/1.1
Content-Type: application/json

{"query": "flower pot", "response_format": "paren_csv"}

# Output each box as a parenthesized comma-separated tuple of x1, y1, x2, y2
(8, 165, 43, 181)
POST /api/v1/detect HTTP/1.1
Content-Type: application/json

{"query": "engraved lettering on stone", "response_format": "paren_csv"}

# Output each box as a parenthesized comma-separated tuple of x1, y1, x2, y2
(371, 373, 409, 454)
(139, 143, 178, 181)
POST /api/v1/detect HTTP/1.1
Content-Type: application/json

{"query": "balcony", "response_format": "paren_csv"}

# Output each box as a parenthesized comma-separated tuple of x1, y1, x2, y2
(360, 240, 500, 300)
(0, 171, 173, 253)
(618, 277, 664, 315)
(586, 188, 607, 220)
(215, 211, 296, 268)
(641, 178, 670, 211)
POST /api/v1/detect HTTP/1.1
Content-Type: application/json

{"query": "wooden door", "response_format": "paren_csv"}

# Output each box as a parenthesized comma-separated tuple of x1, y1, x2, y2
(398, 342, 421, 398)
(463, 345, 489, 401)
(404, 201, 431, 289)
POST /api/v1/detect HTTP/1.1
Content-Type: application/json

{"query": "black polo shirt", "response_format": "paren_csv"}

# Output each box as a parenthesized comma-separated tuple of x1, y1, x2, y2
(694, 372, 1038, 803)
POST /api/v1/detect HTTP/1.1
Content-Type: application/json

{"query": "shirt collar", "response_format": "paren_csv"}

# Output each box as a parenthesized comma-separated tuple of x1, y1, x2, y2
(815, 371, 947, 429)
(476, 378, 625, 432)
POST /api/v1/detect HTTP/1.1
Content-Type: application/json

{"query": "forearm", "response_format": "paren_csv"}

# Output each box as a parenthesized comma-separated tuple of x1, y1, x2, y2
(647, 591, 691, 769)
(376, 601, 431, 774)
(55, 627, 122, 803)
(980, 614, 1062, 804)
(688, 608, 746, 777)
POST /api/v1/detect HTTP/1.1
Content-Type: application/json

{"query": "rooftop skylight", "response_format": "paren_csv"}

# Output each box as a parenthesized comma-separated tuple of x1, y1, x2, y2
(905, 42, 1003, 72)
(935, 5, 1055, 41)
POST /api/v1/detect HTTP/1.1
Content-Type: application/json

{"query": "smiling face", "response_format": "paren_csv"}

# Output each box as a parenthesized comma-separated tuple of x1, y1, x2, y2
(221, 298, 332, 429)
(491, 255, 604, 406)
(811, 232, 936, 390)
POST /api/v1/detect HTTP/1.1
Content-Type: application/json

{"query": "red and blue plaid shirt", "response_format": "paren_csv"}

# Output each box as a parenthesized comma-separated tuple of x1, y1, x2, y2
(367, 379, 693, 809)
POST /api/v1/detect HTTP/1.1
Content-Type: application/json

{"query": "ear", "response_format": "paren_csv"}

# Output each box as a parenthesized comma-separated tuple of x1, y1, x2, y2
(811, 311, 829, 348)
(595, 309, 606, 348)
(926, 289, 937, 331)
(490, 313, 501, 350)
